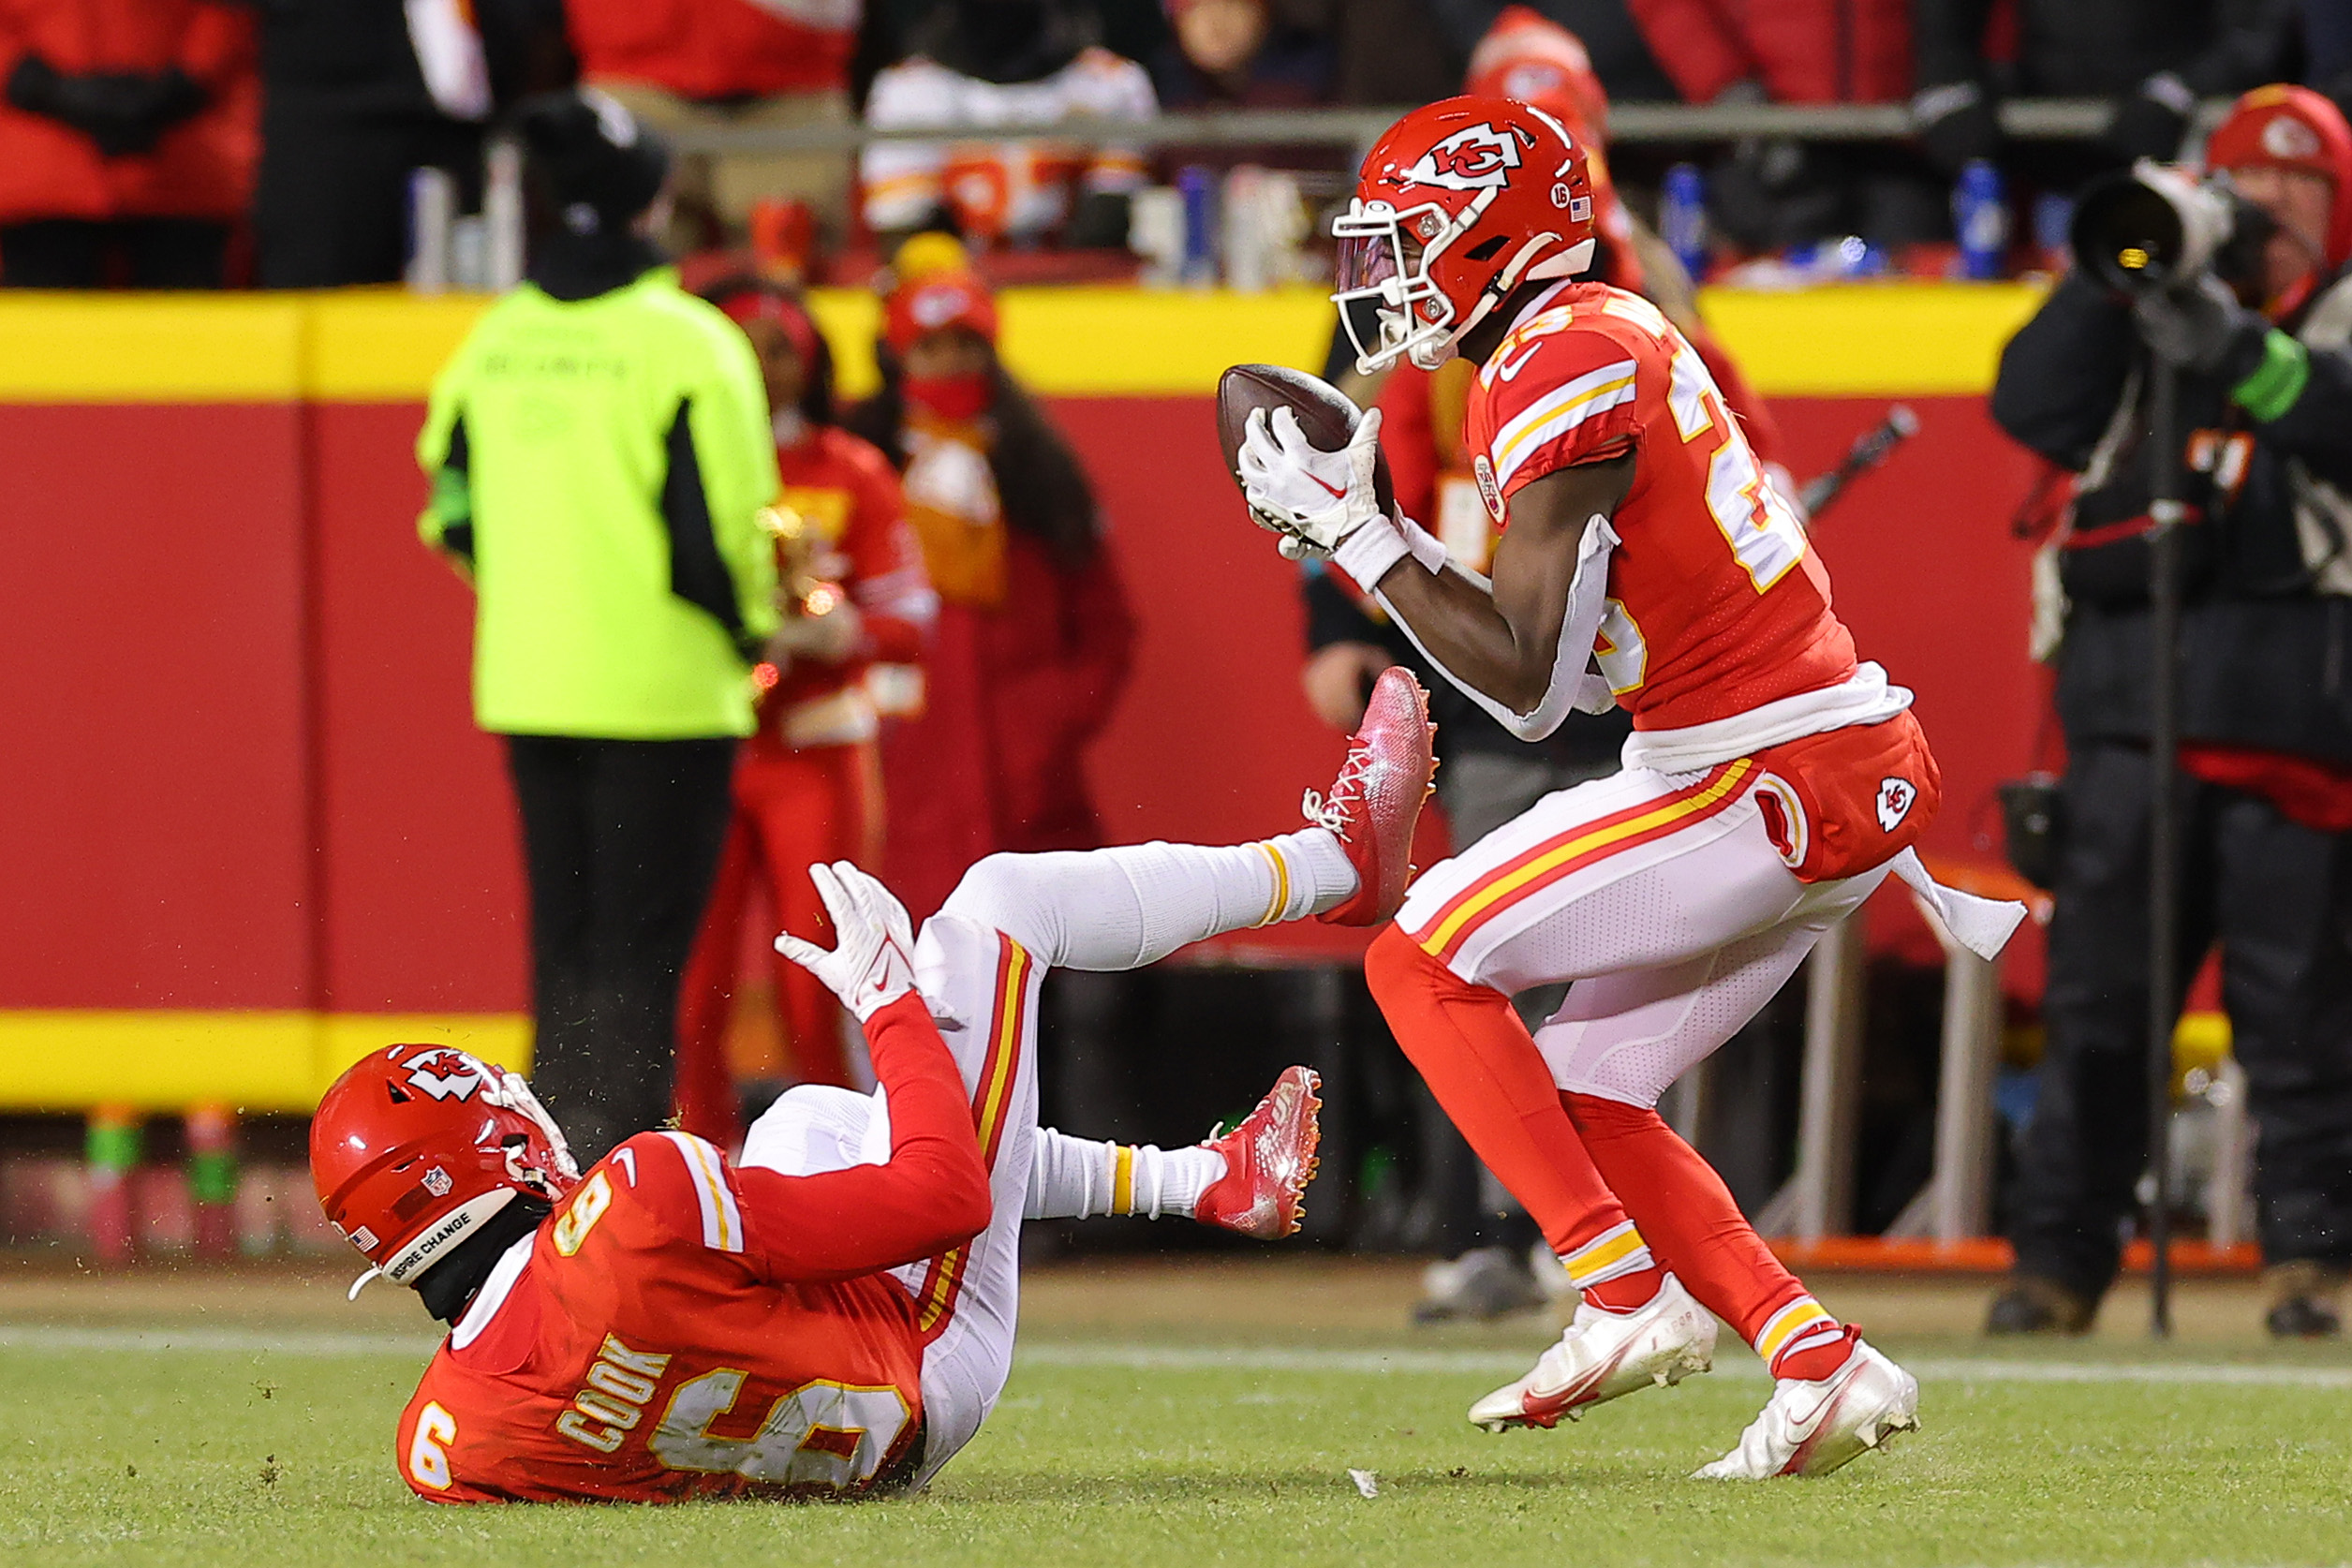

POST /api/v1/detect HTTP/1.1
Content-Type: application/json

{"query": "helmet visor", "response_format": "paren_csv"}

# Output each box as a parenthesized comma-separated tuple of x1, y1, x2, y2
(1335, 230, 1400, 294)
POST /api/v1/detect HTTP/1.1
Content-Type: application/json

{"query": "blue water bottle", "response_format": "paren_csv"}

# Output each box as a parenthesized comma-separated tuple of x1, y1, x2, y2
(1660, 162, 1708, 281)
(1953, 157, 2009, 280)
(1176, 165, 1218, 288)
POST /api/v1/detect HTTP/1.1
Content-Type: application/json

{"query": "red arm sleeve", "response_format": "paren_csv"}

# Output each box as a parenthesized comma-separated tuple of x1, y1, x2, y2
(1622, 0, 1753, 104)
(732, 993, 991, 1283)
(1687, 320, 1783, 466)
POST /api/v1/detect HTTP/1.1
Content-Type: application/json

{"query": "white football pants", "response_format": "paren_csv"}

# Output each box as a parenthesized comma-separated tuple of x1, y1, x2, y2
(741, 837, 1333, 1488)
(1393, 758, 1888, 1109)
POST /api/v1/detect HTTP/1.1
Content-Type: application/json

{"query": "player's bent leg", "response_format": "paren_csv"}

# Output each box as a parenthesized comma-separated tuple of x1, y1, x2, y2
(1392, 761, 1790, 998)
(1522, 867, 1921, 1472)
(1366, 926, 1641, 1265)
(933, 667, 1435, 966)
(894, 911, 1047, 1489)
(1536, 875, 1885, 1354)
(1025, 1065, 1323, 1239)
(1365, 926, 1713, 1429)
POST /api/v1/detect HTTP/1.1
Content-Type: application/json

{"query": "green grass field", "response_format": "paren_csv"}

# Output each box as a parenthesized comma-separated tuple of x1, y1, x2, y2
(4, 1267, 2350, 1567)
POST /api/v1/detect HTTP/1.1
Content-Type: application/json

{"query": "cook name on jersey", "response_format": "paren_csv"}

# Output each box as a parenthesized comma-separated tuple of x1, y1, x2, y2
(1462, 282, 1857, 730)
(394, 1131, 925, 1504)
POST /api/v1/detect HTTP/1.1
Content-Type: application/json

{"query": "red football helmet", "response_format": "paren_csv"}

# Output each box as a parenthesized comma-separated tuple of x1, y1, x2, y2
(1334, 96, 1598, 374)
(310, 1044, 579, 1294)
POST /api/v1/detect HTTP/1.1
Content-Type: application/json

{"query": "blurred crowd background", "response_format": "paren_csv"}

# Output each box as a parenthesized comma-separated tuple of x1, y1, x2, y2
(7, 0, 2352, 291)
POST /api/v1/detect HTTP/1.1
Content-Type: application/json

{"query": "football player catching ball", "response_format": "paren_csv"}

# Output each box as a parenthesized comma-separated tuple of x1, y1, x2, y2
(310, 672, 1435, 1502)
(1236, 97, 2028, 1478)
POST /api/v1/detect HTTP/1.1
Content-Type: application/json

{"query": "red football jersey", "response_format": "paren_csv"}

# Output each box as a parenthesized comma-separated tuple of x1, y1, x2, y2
(1463, 282, 1856, 731)
(393, 995, 990, 1504)
(763, 424, 933, 748)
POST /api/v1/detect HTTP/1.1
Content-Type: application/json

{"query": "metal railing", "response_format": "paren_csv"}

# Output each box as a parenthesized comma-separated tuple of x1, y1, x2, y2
(1755, 899, 2254, 1249)
(663, 97, 2235, 157)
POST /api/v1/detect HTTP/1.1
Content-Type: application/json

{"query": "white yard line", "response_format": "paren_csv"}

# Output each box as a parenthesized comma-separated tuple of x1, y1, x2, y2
(1014, 1342, 2352, 1389)
(1, 1324, 2348, 1390)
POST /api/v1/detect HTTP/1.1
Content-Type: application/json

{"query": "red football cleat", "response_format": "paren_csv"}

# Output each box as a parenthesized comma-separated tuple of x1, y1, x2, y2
(1306, 665, 1438, 925)
(1193, 1066, 1323, 1239)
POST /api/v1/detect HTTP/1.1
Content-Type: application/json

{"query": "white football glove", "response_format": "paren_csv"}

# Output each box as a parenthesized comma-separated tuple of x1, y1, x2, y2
(775, 861, 920, 1023)
(1238, 405, 1387, 556)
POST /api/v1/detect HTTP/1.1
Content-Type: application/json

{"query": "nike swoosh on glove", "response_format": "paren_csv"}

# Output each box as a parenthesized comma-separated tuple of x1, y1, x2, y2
(776, 861, 920, 1022)
(1238, 405, 1387, 558)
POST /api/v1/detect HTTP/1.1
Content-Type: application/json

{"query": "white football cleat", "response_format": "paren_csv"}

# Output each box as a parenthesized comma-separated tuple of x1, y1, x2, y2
(1467, 1272, 1716, 1431)
(1693, 1336, 1919, 1480)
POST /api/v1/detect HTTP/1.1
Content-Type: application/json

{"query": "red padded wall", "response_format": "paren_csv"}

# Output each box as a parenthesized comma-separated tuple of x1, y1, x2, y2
(310, 404, 528, 1013)
(0, 404, 310, 1007)
(0, 390, 2051, 1013)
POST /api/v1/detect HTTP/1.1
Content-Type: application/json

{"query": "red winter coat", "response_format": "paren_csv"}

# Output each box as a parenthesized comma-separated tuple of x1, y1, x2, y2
(568, 0, 851, 100)
(0, 0, 256, 224)
(1626, 0, 1909, 105)
(880, 535, 1134, 923)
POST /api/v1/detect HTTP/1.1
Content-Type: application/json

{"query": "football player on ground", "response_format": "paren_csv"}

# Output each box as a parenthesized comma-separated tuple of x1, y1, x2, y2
(308, 671, 1436, 1503)
(1236, 97, 2027, 1479)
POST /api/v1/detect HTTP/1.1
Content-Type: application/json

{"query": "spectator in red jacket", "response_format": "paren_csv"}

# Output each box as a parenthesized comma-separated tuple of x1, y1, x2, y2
(0, 0, 255, 286)
(1620, 0, 1936, 252)
(1626, 0, 1908, 106)
(566, 0, 855, 248)
(844, 237, 1135, 923)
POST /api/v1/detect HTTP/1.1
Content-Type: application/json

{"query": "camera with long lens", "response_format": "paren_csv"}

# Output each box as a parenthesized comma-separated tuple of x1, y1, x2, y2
(2069, 158, 2275, 293)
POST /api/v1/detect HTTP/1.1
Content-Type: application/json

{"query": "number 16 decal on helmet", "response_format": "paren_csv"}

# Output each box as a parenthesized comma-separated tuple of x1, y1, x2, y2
(1333, 96, 1598, 375)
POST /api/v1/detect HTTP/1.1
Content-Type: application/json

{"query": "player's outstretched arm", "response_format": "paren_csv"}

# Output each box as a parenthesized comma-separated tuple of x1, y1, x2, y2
(1371, 454, 1633, 733)
(729, 865, 993, 1283)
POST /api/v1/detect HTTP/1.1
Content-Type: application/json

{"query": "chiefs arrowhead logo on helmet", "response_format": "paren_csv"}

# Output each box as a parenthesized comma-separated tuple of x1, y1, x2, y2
(402, 1047, 486, 1102)
(312, 1043, 581, 1294)
(1407, 124, 1523, 191)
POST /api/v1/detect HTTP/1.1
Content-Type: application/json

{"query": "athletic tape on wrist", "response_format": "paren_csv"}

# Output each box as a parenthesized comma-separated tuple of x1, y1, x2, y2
(1334, 510, 1446, 589)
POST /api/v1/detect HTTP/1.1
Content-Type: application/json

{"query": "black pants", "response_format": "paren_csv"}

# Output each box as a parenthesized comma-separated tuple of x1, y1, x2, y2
(253, 96, 479, 287)
(505, 735, 738, 1164)
(0, 218, 227, 288)
(2011, 741, 2352, 1298)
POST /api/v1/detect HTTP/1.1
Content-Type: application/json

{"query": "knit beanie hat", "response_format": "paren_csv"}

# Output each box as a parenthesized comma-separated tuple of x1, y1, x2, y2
(514, 89, 672, 236)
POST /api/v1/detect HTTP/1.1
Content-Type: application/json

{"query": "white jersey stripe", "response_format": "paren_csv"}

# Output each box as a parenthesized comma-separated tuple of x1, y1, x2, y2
(658, 1131, 745, 1253)
(1490, 357, 1638, 462)
(1492, 365, 1640, 491)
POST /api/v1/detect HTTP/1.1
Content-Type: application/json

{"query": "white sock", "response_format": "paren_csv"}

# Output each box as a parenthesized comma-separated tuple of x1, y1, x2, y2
(938, 834, 1359, 972)
(1023, 1128, 1227, 1220)
(1269, 825, 1360, 918)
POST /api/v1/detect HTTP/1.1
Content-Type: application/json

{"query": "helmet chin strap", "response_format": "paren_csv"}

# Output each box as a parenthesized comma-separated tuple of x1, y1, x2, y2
(1413, 232, 1599, 369)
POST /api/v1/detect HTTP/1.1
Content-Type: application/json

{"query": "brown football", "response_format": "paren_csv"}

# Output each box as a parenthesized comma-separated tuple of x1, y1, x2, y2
(1215, 362, 1397, 520)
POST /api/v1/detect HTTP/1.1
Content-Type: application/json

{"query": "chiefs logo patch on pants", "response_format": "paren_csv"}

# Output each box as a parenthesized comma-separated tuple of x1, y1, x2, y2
(1751, 711, 1941, 883)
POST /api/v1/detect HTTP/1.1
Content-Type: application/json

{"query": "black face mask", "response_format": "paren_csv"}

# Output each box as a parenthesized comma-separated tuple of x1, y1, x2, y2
(413, 1198, 551, 1324)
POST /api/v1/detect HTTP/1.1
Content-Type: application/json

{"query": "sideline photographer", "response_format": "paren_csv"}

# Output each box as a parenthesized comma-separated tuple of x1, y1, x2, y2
(1989, 86, 2352, 1339)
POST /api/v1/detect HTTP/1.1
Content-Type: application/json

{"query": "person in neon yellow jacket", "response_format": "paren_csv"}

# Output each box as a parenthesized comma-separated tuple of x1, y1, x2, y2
(418, 89, 781, 1163)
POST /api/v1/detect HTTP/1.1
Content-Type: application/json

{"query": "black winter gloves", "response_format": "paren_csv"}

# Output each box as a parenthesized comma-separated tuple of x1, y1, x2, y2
(6, 54, 207, 157)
